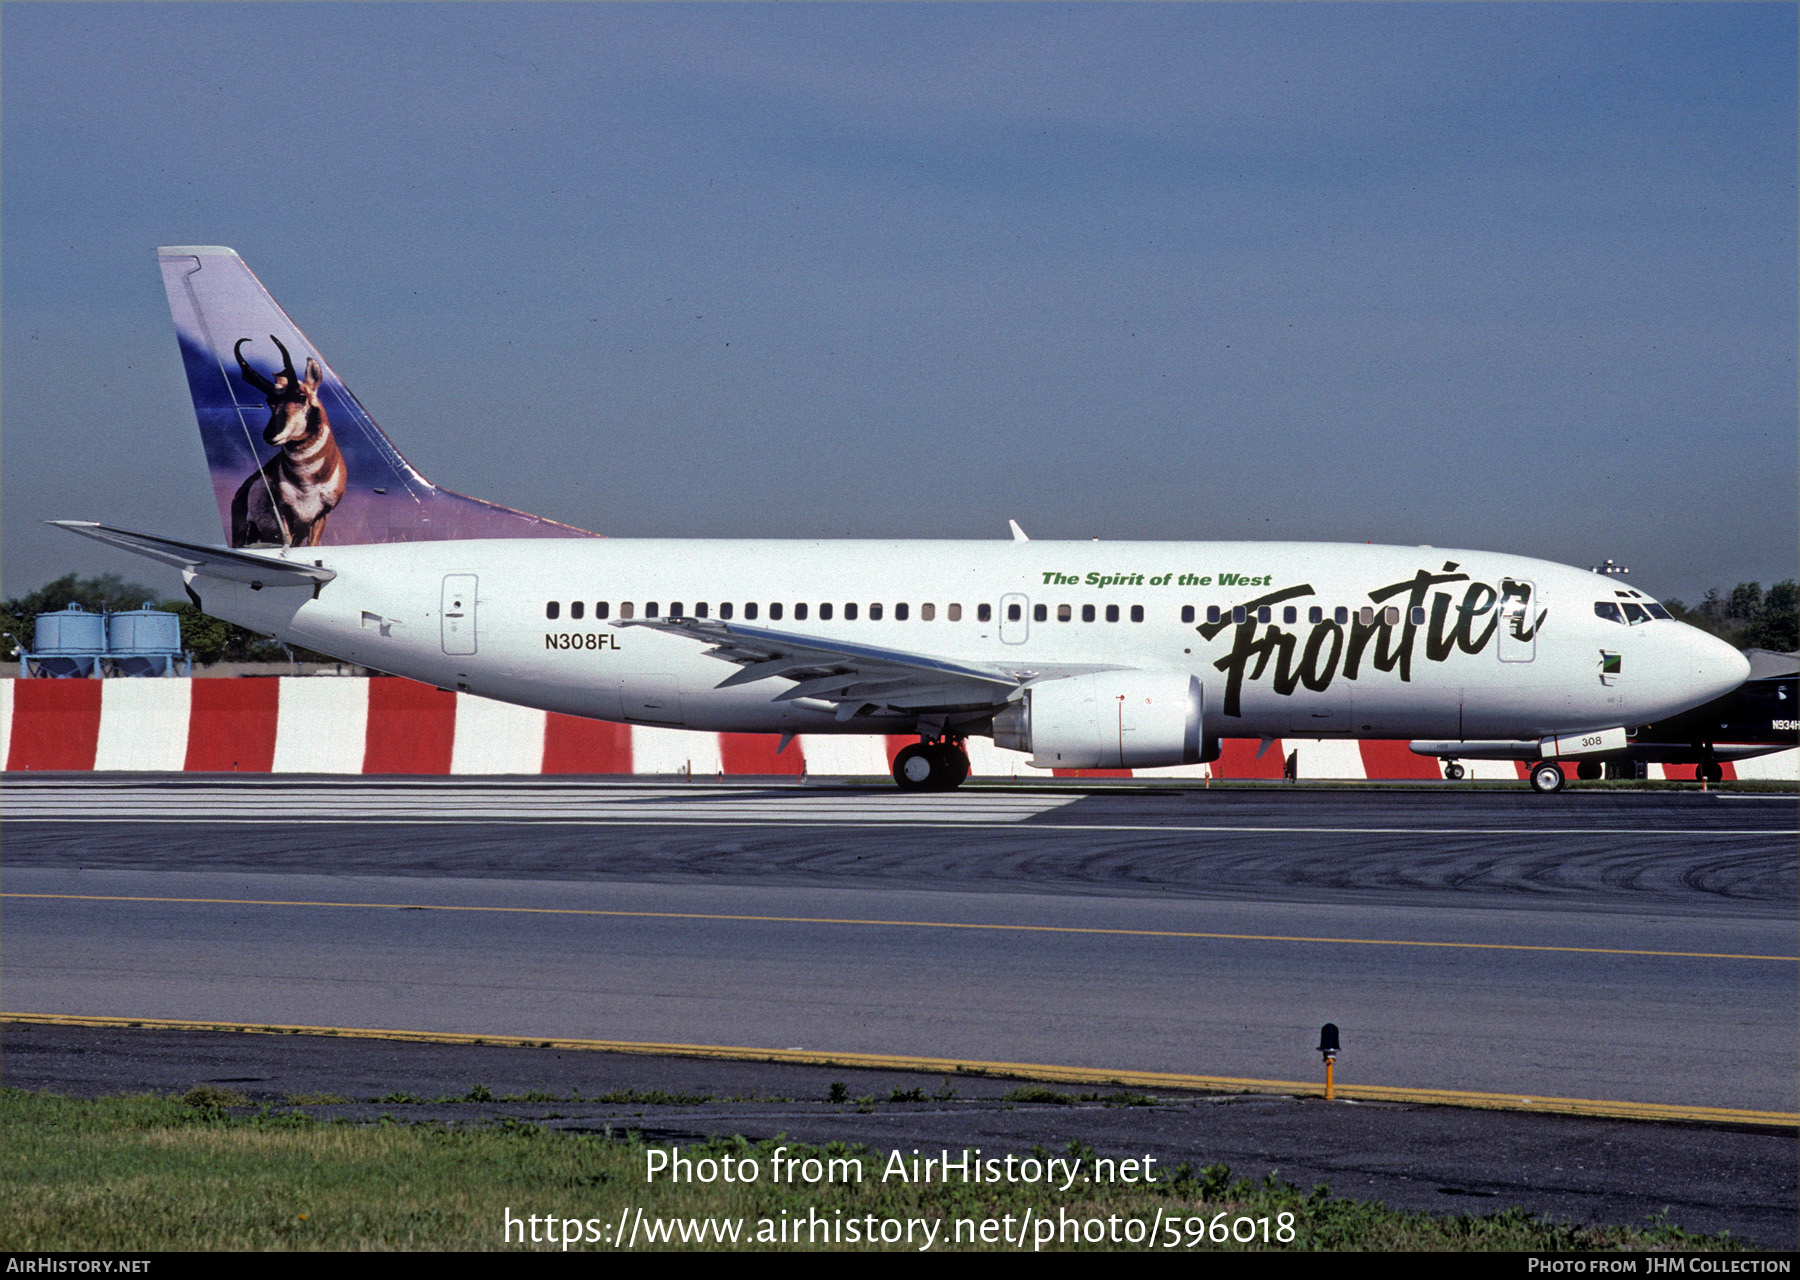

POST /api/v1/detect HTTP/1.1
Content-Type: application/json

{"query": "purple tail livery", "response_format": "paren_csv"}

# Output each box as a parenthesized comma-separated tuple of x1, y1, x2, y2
(158, 246, 597, 547)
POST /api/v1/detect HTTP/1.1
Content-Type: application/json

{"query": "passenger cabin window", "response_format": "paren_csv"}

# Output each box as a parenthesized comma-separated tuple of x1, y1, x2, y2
(719, 602, 733, 619)
(1256, 607, 1271, 623)
(1130, 605, 1144, 623)
(669, 602, 683, 617)
(620, 602, 636, 619)
(1384, 607, 1400, 626)
(1232, 606, 1246, 624)
(571, 601, 585, 620)
(770, 603, 783, 621)
(1105, 604, 1120, 623)
(1308, 606, 1323, 624)
(1007, 603, 1021, 622)
(870, 603, 884, 621)
(1410, 607, 1425, 625)
(977, 604, 992, 623)
(948, 604, 963, 621)
(819, 603, 832, 621)
(546, 601, 561, 620)
(695, 602, 708, 618)
(845, 603, 858, 621)
(1358, 607, 1373, 625)
(921, 603, 936, 621)
(1334, 606, 1349, 624)
(1181, 606, 1195, 623)
(646, 602, 660, 618)
(896, 603, 910, 621)
(744, 603, 758, 620)
(1206, 606, 1221, 624)
(1034, 604, 1048, 622)
(596, 602, 610, 619)
(794, 603, 808, 621)
(1082, 604, 1096, 623)
(1282, 606, 1297, 624)
(1060, 604, 1073, 622)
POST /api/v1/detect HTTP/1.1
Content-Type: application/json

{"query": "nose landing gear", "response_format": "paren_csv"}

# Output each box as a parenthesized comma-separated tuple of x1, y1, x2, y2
(892, 737, 972, 791)
(1528, 761, 1565, 794)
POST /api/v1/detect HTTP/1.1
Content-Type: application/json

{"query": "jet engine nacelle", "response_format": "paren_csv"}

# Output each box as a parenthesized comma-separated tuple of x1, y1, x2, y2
(993, 670, 1210, 769)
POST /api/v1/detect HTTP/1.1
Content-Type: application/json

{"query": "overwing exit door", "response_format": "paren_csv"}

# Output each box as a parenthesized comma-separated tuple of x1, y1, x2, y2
(441, 574, 478, 655)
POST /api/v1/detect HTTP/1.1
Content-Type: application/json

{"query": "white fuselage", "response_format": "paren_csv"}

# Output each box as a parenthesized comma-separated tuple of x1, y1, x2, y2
(192, 537, 1750, 750)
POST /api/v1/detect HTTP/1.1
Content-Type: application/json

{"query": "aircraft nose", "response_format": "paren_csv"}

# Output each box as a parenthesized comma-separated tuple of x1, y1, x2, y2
(1687, 628, 1750, 701)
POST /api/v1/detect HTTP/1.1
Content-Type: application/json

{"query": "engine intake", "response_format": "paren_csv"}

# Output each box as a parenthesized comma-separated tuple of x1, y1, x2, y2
(993, 671, 1210, 769)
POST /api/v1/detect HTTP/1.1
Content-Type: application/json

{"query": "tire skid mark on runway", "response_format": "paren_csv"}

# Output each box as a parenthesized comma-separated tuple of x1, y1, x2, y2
(9, 892, 1793, 962)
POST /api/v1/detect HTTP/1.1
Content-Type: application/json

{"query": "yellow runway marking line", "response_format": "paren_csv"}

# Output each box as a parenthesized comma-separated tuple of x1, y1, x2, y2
(5, 892, 1794, 962)
(6, 1011, 1794, 1129)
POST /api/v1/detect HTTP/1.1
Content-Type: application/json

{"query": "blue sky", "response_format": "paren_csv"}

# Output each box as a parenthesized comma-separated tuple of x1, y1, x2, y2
(4, 2, 1794, 604)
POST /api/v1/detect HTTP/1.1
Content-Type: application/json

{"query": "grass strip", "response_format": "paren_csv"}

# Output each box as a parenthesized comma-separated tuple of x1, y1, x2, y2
(0, 1088, 1745, 1252)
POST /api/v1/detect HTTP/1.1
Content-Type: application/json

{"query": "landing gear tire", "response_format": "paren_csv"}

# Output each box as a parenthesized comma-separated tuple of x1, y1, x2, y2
(1529, 761, 1565, 794)
(931, 743, 971, 788)
(1698, 760, 1724, 784)
(893, 744, 940, 791)
(893, 742, 969, 791)
(1443, 762, 1465, 781)
(1576, 760, 1603, 781)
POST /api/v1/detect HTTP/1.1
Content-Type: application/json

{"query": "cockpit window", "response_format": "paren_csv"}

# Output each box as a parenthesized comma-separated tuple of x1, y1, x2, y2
(1622, 603, 1650, 624)
(1644, 603, 1672, 620)
(1594, 602, 1624, 623)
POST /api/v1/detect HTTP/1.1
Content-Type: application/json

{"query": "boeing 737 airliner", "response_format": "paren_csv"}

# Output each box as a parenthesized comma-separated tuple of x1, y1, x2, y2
(55, 247, 1755, 791)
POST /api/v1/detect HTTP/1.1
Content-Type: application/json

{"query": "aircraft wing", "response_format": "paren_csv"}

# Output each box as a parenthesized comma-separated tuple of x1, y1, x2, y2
(617, 616, 1091, 721)
(50, 521, 338, 588)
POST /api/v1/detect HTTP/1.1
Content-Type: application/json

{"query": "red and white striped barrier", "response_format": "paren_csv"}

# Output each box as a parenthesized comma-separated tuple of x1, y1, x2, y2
(0, 677, 1792, 780)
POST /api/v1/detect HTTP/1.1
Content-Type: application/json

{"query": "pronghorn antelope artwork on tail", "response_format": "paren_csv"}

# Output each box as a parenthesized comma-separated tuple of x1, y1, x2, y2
(156, 246, 592, 548)
(230, 334, 346, 547)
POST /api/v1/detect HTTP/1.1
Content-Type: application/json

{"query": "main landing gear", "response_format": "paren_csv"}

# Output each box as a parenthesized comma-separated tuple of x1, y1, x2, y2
(892, 738, 971, 791)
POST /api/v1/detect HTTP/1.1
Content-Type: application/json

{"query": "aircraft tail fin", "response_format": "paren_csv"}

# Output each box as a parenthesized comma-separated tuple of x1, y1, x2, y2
(157, 246, 597, 548)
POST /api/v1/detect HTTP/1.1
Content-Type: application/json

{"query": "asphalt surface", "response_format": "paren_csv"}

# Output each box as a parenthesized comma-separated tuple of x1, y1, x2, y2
(3, 776, 1794, 1244)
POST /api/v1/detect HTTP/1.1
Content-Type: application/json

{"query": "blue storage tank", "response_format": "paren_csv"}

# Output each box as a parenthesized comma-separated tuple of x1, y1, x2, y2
(34, 604, 107, 654)
(106, 608, 182, 654)
(18, 604, 189, 677)
(24, 605, 107, 677)
(104, 607, 188, 677)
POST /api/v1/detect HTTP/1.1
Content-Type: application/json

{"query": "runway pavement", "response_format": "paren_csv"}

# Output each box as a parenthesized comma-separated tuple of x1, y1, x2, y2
(6, 777, 1794, 1117)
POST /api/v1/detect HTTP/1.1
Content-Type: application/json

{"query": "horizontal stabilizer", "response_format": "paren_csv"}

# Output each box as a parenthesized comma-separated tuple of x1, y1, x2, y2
(49, 521, 336, 588)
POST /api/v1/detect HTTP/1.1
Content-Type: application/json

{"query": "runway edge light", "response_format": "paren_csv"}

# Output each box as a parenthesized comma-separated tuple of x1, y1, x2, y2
(1318, 1023, 1340, 1101)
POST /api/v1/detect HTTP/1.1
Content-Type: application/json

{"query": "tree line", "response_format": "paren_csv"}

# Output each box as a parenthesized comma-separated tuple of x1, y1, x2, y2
(1661, 580, 1798, 653)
